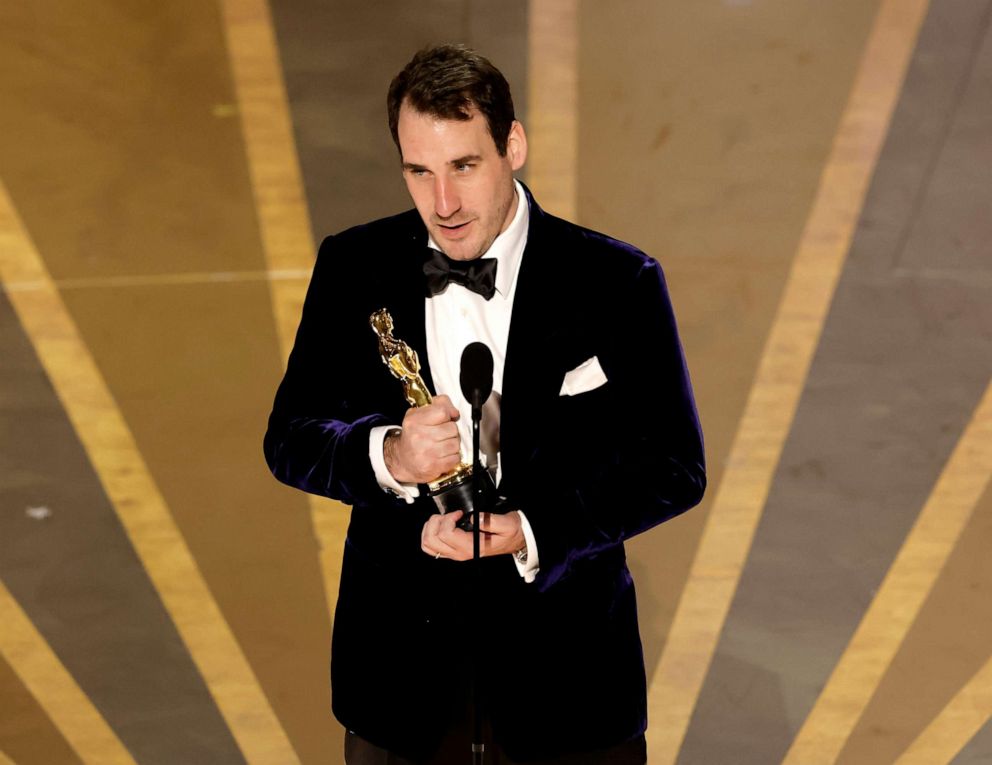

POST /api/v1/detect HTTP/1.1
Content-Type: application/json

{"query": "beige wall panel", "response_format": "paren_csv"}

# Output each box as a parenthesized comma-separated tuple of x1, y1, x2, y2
(0, 1, 264, 281)
(577, 0, 883, 670)
(59, 281, 335, 763)
(0, 581, 135, 764)
(0, 654, 82, 765)
(839, 481, 992, 764)
(1, 1, 337, 760)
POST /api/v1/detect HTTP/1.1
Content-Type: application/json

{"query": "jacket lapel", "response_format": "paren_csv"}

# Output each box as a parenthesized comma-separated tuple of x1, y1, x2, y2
(374, 224, 437, 400)
(500, 188, 565, 486)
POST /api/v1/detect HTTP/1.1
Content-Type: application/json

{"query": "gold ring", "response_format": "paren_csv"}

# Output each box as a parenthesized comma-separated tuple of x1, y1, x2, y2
(434, 552, 441, 560)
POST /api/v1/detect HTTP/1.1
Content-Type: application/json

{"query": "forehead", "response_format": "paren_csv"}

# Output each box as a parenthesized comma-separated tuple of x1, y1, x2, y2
(396, 103, 495, 162)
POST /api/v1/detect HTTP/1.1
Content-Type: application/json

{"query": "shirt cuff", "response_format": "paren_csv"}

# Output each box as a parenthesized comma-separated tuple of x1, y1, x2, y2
(513, 510, 540, 584)
(369, 426, 420, 504)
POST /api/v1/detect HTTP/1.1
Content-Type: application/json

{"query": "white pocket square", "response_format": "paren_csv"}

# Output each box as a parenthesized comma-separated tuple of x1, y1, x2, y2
(559, 356, 608, 396)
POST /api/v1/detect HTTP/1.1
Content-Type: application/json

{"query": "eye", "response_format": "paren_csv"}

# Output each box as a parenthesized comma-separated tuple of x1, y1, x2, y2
(455, 162, 474, 173)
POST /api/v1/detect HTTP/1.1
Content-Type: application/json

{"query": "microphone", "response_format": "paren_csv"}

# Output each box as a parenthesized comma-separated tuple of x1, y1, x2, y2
(460, 342, 494, 413)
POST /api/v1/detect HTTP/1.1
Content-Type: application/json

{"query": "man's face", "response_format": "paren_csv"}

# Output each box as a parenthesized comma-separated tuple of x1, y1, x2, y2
(397, 101, 527, 261)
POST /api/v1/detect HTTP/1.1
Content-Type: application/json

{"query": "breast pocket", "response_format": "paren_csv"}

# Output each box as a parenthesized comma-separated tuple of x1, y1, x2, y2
(550, 382, 615, 473)
(559, 355, 609, 397)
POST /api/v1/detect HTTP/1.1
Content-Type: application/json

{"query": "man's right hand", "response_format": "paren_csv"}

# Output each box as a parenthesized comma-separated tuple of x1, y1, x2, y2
(383, 394, 462, 484)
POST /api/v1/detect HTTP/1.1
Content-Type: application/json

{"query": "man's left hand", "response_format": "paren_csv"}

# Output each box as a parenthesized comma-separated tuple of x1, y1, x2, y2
(421, 510, 525, 561)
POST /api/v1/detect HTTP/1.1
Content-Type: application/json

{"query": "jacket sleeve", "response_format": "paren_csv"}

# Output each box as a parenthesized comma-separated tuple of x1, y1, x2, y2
(521, 258, 706, 591)
(263, 235, 395, 507)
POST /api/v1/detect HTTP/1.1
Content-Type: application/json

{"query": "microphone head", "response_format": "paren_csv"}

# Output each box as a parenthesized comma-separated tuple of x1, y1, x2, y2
(460, 342, 494, 409)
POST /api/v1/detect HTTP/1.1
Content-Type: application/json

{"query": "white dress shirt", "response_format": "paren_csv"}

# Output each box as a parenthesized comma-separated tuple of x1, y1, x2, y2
(369, 180, 539, 583)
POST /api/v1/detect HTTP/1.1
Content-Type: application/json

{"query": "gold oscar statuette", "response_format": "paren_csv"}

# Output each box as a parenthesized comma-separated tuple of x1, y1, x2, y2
(370, 308, 492, 515)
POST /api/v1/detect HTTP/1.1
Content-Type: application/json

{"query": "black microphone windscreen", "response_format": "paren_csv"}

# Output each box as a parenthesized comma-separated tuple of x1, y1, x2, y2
(460, 342, 494, 409)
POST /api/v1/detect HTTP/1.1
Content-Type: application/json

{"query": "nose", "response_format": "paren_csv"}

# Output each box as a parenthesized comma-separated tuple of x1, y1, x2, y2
(433, 176, 460, 219)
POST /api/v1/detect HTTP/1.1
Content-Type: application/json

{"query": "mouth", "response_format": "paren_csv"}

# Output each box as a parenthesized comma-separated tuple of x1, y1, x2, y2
(435, 220, 473, 238)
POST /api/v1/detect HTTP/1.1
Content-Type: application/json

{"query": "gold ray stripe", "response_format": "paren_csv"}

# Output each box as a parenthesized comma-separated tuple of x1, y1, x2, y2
(0, 748, 16, 765)
(0, 180, 300, 764)
(785, 380, 992, 764)
(527, 0, 579, 221)
(645, 1, 931, 761)
(0, 580, 137, 765)
(895, 651, 992, 765)
(217, 0, 347, 626)
(0, 268, 312, 292)
(215, 0, 315, 356)
(898, 654, 992, 765)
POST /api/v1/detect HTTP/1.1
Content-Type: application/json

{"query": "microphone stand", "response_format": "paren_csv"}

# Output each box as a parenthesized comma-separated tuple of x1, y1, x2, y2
(460, 341, 493, 764)
(470, 400, 485, 765)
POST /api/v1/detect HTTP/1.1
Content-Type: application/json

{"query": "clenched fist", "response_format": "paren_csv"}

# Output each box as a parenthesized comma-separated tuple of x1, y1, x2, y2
(383, 394, 462, 484)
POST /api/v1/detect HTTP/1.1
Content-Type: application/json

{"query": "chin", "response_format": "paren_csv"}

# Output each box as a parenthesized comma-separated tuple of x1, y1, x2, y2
(440, 240, 485, 262)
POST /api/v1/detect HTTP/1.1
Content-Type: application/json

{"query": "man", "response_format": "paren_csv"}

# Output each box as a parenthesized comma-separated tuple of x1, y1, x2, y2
(264, 44, 705, 764)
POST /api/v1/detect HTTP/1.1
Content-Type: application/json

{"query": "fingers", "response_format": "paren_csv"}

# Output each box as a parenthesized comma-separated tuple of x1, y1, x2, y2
(478, 511, 525, 557)
(433, 395, 461, 421)
(399, 414, 460, 456)
(391, 399, 463, 483)
(406, 396, 459, 426)
(421, 511, 472, 561)
(477, 512, 506, 534)
(421, 509, 525, 561)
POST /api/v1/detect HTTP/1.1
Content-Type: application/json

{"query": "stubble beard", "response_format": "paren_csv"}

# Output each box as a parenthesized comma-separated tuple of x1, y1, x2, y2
(431, 184, 515, 262)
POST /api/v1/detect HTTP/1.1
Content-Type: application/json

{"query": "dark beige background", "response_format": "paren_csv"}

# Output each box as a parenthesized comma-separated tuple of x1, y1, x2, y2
(1, 1, 989, 763)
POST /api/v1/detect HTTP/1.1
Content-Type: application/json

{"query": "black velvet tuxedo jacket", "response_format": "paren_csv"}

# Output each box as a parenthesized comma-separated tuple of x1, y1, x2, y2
(264, 186, 705, 761)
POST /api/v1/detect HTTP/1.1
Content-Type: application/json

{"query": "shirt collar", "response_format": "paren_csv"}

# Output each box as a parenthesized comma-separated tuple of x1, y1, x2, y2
(427, 179, 529, 299)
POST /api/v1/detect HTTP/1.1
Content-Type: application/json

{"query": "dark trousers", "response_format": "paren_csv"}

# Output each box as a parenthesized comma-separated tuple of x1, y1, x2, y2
(344, 726, 647, 765)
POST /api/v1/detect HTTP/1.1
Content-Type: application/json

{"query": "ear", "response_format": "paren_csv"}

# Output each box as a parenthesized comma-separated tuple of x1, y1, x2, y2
(506, 120, 528, 171)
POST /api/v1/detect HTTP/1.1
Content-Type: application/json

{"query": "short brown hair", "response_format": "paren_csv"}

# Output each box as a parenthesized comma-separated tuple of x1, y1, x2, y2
(387, 44, 516, 156)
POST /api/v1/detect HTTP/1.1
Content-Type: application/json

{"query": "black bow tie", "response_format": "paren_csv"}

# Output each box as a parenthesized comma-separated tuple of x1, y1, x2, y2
(423, 249, 498, 300)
